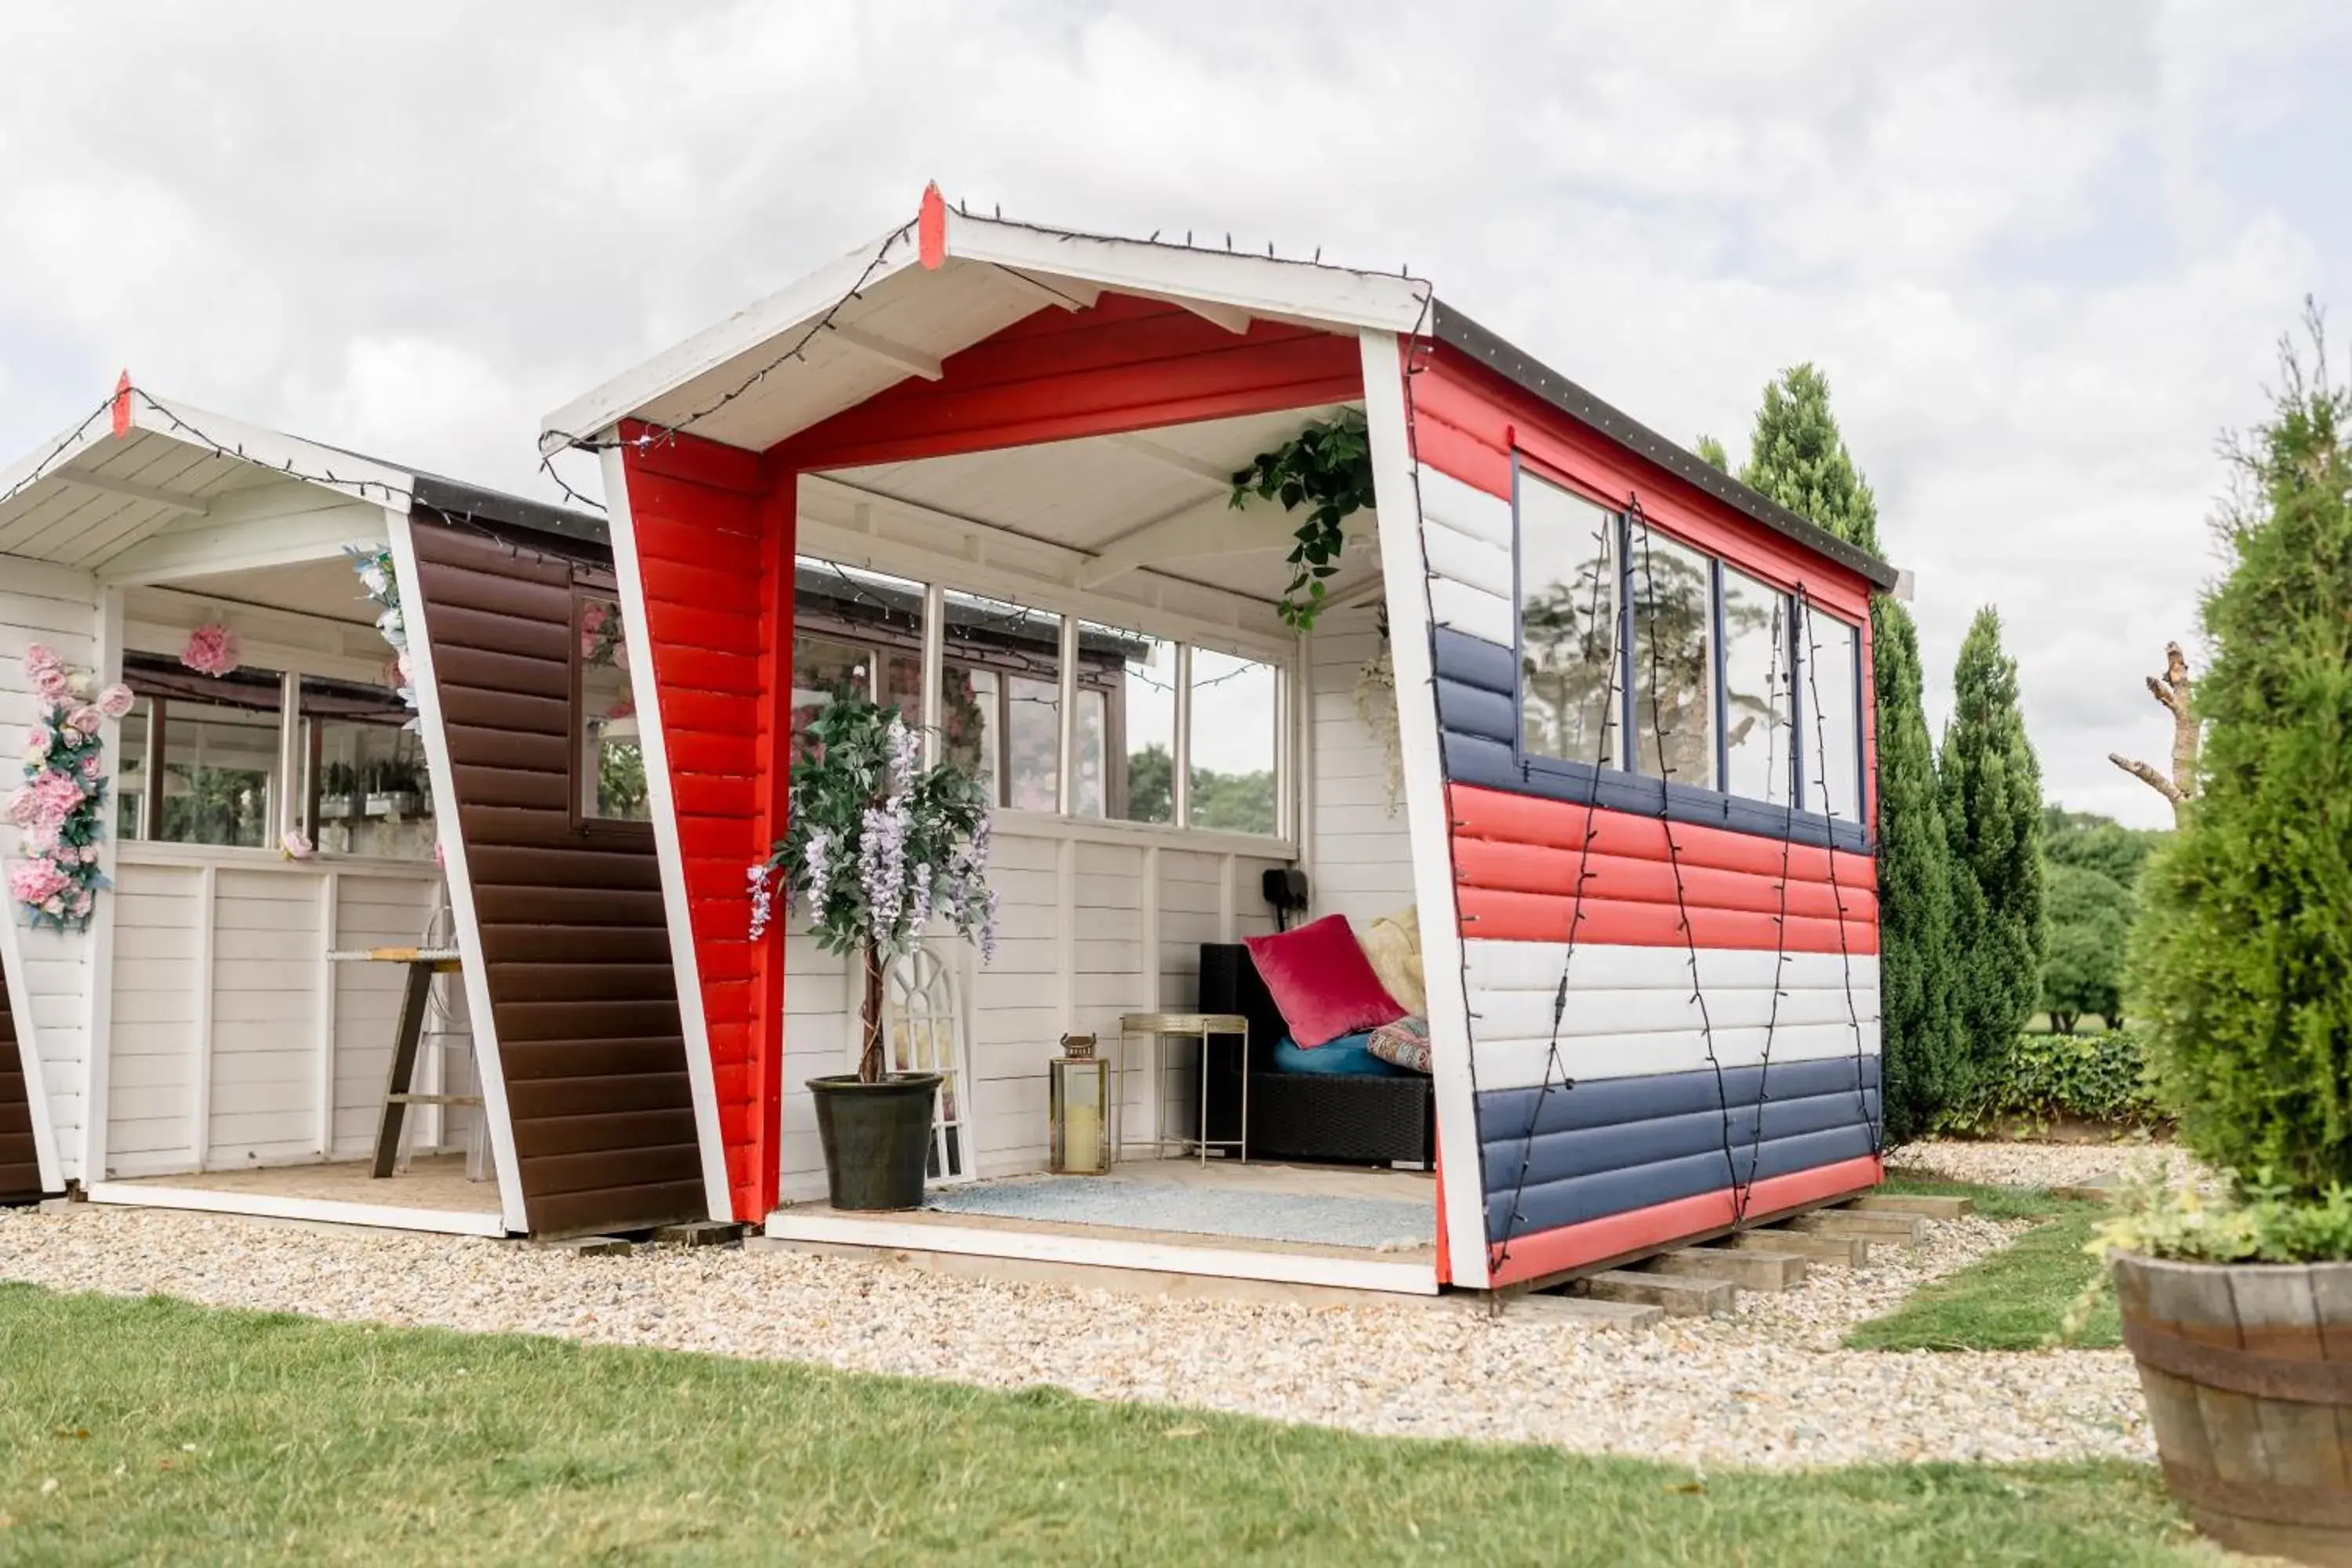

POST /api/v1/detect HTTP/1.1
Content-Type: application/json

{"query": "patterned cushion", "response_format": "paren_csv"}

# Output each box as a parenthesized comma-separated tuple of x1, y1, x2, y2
(1365, 1015, 1432, 1074)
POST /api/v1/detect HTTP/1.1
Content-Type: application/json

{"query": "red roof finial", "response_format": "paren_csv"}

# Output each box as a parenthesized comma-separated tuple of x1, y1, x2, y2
(918, 182, 947, 270)
(110, 370, 132, 438)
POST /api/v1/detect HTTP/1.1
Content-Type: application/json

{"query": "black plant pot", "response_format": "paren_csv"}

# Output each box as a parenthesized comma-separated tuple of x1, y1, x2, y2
(809, 1073, 942, 1211)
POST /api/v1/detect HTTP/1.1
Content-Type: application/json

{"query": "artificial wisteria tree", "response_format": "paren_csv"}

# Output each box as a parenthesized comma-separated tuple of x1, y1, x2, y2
(750, 694, 996, 1083)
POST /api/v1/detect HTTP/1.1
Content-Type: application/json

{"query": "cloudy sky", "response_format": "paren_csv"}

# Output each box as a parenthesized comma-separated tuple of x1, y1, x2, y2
(5, 2, 2345, 826)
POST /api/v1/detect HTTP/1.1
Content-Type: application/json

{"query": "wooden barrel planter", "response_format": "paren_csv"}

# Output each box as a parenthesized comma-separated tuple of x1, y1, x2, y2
(2114, 1254, 2352, 1564)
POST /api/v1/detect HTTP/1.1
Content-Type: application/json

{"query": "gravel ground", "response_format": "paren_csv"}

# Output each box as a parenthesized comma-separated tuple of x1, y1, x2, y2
(0, 1200, 2150, 1472)
(1889, 1137, 2198, 1191)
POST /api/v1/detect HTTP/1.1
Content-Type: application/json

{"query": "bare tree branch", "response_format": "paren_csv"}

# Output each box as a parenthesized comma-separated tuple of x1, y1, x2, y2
(2110, 752, 2187, 804)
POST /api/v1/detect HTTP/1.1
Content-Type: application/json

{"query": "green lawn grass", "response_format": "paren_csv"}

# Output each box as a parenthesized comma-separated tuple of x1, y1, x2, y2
(1845, 1176, 2120, 1352)
(0, 1284, 2198, 1566)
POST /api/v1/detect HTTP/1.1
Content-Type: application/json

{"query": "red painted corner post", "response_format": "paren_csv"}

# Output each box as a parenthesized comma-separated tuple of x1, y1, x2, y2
(749, 470, 800, 1218)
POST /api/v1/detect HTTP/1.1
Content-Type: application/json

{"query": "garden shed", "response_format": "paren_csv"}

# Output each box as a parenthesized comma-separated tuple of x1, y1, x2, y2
(0, 386, 703, 1237)
(547, 188, 1896, 1292)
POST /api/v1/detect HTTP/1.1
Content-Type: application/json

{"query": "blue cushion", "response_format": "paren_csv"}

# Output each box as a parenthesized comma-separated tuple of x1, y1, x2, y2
(1272, 1030, 1412, 1077)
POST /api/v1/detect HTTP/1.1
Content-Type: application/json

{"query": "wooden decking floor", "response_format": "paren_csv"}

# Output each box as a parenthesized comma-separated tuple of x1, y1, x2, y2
(780, 1159, 1437, 1263)
(109, 1155, 500, 1217)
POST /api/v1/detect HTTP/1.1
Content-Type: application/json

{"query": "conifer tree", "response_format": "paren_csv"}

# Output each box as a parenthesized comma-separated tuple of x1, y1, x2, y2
(1740, 366, 1963, 1138)
(1940, 608, 2047, 1080)
(2133, 313, 2352, 1194)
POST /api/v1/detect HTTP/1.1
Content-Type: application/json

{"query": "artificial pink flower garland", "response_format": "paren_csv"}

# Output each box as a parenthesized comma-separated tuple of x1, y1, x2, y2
(6, 644, 132, 933)
(180, 622, 240, 677)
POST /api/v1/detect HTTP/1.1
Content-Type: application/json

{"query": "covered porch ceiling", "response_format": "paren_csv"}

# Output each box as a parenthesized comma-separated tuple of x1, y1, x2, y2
(807, 401, 1382, 612)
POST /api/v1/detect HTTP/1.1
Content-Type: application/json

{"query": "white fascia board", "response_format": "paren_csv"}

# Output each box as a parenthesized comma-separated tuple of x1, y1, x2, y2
(539, 223, 924, 456)
(942, 210, 1430, 334)
(0, 390, 412, 518)
(127, 394, 414, 506)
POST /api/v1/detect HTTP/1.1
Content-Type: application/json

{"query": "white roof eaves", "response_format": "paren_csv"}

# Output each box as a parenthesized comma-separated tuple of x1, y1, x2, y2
(0, 388, 418, 521)
(538, 201, 1434, 456)
(538, 220, 925, 456)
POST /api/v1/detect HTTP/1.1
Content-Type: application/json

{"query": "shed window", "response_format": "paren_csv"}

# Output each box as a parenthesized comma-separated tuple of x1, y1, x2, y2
(1097, 624, 1174, 826)
(1509, 456, 1871, 838)
(1188, 649, 1278, 836)
(114, 657, 288, 849)
(575, 592, 649, 822)
(1720, 567, 1795, 808)
(786, 557, 1284, 840)
(1628, 528, 1714, 786)
(1515, 474, 1620, 769)
(1803, 605, 1863, 824)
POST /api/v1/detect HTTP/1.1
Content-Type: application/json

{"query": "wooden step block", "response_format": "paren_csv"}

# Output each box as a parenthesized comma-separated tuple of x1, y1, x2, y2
(1782, 1210, 1926, 1246)
(1509, 1293, 1664, 1330)
(652, 1220, 747, 1247)
(1584, 1269, 1734, 1316)
(1728, 1229, 1870, 1267)
(1657, 1247, 1806, 1291)
(532, 1235, 634, 1257)
(2051, 1172, 2127, 1203)
(1853, 1193, 1973, 1220)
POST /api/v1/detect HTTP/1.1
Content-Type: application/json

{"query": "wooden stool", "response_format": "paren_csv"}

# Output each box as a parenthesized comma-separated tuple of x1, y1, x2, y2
(326, 946, 478, 1178)
(1115, 1011, 1250, 1166)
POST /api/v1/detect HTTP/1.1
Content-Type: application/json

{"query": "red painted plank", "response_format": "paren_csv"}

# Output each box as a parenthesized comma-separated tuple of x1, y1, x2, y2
(773, 293, 1362, 470)
(1406, 345, 1876, 620)
(1450, 786, 1876, 891)
(1457, 886, 1875, 953)
(1451, 839, 1879, 926)
(641, 555, 764, 616)
(619, 422, 765, 494)
(1486, 1153, 1884, 1287)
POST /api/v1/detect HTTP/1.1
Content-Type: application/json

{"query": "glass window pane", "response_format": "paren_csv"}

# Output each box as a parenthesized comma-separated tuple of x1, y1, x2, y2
(1516, 475, 1619, 768)
(946, 590, 1061, 811)
(115, 697, 151, 840)
(1083, 622, 1174, 826)
(792, 637, 876, 742)
(119, 655, 285, 848)
(1188, 649, 1277, 835)
(792, 557, 925, 717)
(1805, 608, 1863, 823)
(1721, 568, 1795, 808)
(577, 593, 649, 822)
(304, 676, 434, 860)
(1628, 528, 1715, 787)
(944, 666, 1000, 804)
(1073, 689, 1108, 818)
(1005, 674, 1062, 813)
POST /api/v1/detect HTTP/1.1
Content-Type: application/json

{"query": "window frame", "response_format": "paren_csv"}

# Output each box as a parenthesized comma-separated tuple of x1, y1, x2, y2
(568, 577, 655, 840)
(1506, 449, 1870, 848)
(787, 554, 1288, 844)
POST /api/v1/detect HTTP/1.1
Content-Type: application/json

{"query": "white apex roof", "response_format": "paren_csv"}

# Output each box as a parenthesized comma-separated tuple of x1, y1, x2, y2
(0, 384, 412, 571)
(541, 187, 1432, 458)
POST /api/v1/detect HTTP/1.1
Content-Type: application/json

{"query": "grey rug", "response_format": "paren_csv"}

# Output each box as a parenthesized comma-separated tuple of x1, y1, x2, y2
(923, 1175, 1435, 1250)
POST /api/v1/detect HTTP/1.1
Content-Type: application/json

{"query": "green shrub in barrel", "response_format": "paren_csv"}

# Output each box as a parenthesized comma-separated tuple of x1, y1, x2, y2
(2103, 310, 2352, 1565)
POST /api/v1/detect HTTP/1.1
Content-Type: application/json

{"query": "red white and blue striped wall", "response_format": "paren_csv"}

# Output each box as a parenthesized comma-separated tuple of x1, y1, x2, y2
(1401, 343, 1885, 1287)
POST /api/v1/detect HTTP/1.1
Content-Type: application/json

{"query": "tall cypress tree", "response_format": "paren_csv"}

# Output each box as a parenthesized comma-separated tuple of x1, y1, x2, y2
(1739, 366, 1964, 1138)
(1940, 608, 2047, 1082)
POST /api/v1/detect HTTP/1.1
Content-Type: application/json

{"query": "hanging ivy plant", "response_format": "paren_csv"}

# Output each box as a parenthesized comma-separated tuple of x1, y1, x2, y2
(1230, 408, 1375, 632)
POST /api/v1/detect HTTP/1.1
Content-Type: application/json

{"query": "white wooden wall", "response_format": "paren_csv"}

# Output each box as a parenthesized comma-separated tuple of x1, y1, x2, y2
(775, 822, 1287, 1202)
(0, 555, 103, 1181)
(102, 847, 458, 1178)
(1304, 606, 1416, 927)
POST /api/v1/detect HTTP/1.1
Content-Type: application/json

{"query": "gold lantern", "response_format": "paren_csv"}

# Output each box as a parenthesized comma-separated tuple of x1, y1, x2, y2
(1048, 1033, 1112, 1174)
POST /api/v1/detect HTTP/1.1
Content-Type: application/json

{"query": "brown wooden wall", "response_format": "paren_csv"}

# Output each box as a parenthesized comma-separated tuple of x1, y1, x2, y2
(406, 514, 706, 1236)
(0, 964, 42, 1203)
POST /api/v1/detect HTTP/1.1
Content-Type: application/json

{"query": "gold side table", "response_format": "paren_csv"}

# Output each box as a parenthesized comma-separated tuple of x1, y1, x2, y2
(1116, 1011, 1250, 1166)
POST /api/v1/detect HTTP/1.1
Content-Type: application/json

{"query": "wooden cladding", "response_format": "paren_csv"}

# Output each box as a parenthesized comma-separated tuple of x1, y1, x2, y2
(407, 514, 706, 1236)
(0, 967, 40, 1202)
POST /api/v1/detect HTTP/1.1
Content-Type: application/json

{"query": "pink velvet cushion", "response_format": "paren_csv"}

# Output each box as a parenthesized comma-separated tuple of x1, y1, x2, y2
(1243, 914, 1406, 1049)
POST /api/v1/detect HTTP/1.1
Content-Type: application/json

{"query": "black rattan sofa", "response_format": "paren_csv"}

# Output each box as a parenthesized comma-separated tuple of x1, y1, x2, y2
(1197, 942, 1434, 1168)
